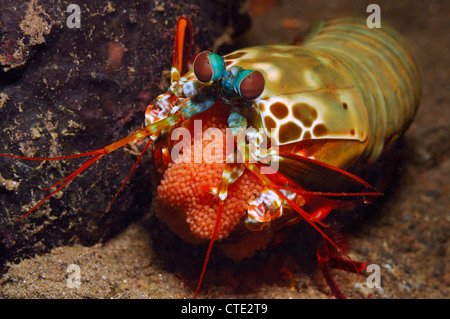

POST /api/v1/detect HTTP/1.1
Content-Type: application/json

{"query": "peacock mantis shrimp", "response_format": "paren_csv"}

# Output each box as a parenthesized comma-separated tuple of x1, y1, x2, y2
(0, 15, 420, 298)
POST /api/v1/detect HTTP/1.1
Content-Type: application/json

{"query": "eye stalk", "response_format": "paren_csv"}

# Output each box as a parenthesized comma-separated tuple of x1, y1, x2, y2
(234, 69, 265, 100)
(193, 51, 225, 83)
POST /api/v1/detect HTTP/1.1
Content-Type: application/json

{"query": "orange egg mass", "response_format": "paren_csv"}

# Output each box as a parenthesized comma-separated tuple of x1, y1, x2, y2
(155, 101, 264, 244)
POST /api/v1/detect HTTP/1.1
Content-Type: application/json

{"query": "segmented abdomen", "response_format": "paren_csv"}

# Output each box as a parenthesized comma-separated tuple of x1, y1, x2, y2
(224, 17, 421, 167)
(302, 17, 421, 163)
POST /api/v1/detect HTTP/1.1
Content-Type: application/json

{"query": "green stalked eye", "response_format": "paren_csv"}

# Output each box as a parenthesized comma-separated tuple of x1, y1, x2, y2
(234, 69, 265, 100)
(193, 51, 225, 83)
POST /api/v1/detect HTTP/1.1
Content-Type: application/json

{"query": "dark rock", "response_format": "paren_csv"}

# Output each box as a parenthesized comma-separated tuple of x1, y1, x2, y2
(0, 0, 248, 265)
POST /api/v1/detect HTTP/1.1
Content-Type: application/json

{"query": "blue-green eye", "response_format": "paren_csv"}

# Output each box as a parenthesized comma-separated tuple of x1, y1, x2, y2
(193, 51, 225, 83)
(233, 69, 265, 100)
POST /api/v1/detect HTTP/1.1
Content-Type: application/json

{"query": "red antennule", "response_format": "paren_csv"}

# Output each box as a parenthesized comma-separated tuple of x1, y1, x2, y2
(172, 16, 193, 76)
